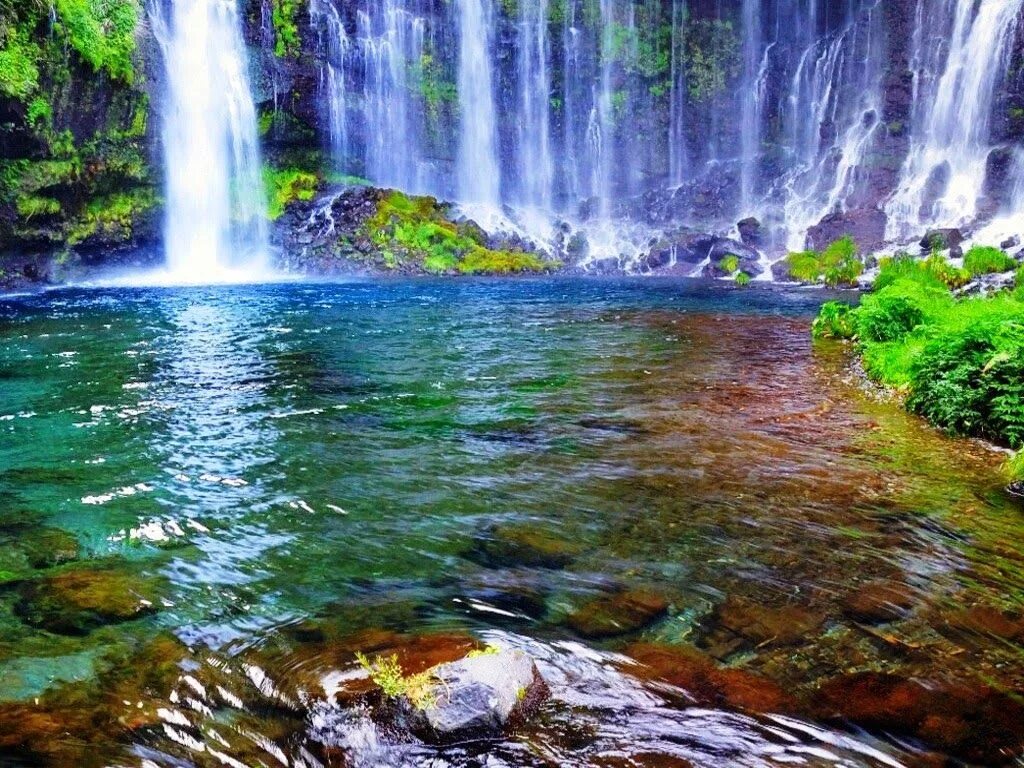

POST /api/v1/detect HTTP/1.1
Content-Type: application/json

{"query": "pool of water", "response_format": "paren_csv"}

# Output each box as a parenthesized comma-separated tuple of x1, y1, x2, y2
(0, 278, 1021, 767)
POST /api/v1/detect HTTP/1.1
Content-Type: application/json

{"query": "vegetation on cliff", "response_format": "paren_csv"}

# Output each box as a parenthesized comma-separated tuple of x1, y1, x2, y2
(786, 236, 863, 287)
(361, 190, 554, 275)
(813, 252, 1024, 480)
(0, 0, 155, 259)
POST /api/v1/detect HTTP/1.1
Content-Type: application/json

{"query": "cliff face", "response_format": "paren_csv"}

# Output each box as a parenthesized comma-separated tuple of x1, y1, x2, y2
(0, 0, 163, 282)
(2, 0, 1024, 284)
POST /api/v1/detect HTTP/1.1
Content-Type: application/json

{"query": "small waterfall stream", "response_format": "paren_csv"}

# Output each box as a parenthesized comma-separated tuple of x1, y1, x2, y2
(153, 0, 269, 280)
(457, 0, 501, 207)
(885, 0, 1024, 241)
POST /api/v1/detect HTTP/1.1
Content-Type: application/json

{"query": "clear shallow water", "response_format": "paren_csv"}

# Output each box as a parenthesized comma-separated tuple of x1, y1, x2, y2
(0, 279, 1021, 767)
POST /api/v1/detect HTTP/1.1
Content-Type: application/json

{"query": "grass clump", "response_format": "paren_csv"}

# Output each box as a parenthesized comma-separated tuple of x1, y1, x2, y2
(355, 652, 439, 710)
(1007, 451, 1024, 483)
(735, 271, 751, 287)
(785, 236, 863, 287)
(963, 245, 1017, 277)
(365, 190, 553, 275)
(812, 251, 1024, 449)
(263, 166, 318, 220)
(811, 301, 855, 340)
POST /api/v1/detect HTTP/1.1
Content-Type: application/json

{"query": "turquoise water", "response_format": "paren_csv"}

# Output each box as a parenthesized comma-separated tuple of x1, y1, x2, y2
(0, 279, 1021, 767)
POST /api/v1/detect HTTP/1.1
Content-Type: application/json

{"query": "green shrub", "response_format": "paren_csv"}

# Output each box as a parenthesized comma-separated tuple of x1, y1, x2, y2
(718, 254, 739, 274)
(907, 321, 1024, 448)
(855, 294, 924, 343)
(874, 252, 970, 291)
(811, 301, 856, 340)
(735, 271, 751, 287)
(785, 236, 862, 286)
(963, 245, 1016, 277)
(272, 0, 301, 58)
(1008, 451, 1024, 482)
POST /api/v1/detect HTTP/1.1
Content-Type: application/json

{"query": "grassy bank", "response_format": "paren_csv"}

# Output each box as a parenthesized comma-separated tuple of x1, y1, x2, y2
(813, 253, 1024, 482)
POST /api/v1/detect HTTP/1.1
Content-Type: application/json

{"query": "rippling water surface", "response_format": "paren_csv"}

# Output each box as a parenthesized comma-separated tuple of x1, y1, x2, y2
(0, 279, 1021, 767)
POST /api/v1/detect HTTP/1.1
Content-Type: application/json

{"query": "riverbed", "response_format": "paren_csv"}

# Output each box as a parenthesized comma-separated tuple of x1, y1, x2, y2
(0, 279, 1021, 767)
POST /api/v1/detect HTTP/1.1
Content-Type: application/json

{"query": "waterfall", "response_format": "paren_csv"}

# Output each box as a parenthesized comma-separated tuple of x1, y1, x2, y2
(885, 0, 1024, 241)
(516, 0, 554, 211)
(152, 0, 269, 280)
(310, 0, 350, 165)
(456, 0, 501, 207)
(359, 2, 427, 193)
(738, 0, 762, 213)
(668, 0, 688, 187)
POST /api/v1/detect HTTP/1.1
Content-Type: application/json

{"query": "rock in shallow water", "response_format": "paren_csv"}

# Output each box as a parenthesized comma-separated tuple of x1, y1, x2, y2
(568, 589, 669, 638)
(14, 566, 164, 635)
(397, 649, 549, 744)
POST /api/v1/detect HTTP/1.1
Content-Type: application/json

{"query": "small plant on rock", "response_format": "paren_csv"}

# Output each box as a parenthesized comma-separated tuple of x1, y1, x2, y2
(963, 245, 1017, 277)
(355, 652, 440, 710)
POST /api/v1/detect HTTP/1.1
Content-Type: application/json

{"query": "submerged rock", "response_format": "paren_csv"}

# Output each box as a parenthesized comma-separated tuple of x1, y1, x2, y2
(469, 523, 582, 569)
(814, 671, 1024, 765)
(625, 642, 798, 714)
(701, 595, 825, 657)
(21, 528, 80, 570)
(568, 589, 669, 638)
(14, 566, 164, 635)
(841, 580, 916, 624)
(389, 649, 549, 744)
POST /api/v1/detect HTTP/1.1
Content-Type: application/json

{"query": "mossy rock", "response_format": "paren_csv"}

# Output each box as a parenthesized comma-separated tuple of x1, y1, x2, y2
(21, 527, 80, 570)
(14, 565, 165, 635)
(469, 524, 583, 569)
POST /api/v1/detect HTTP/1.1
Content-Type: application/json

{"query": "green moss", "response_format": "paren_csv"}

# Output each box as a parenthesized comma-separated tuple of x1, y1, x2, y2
(0, 24, 41, 100)
(272, 0, 301, 58)
(685, 19, 740, 103)
(963, 245, 1017, 276)
(735, 271, 751, 287)
(53, 0, 139, 82)
(66, 187, 159, 244)
(263, 166, 319, 220)
(785, 236, 862, 286)
(364, 190, 553, 275)
(16, 194, 61, 218)
(718, 254, 739, 274)
(411, 54, 457, 118)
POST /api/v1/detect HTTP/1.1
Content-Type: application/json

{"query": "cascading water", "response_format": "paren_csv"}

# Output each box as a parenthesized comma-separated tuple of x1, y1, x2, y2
(456, 0, 501, 207)
(516, 0, 554, 212)
(152, 0, 269, 280)
(885, 0, 1024, 242)
(299, 0, 1024, 266)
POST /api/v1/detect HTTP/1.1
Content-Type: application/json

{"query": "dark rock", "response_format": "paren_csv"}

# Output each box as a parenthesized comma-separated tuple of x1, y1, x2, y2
(841, 580, 916, 624)
(566, 232, 589, 261)
(920, 228, 964, 253)
(737, 217, 763, 247)
(806, 208, 887, 253)
(469, 524, 582, 569)
(642, 231, 762, 277)
(1000, 235, 1021, 250)
(14, 566, 164, 635)
(771, 258, 794, 282)
(567, 589, 669, 638)
(400, 649, 549, 744)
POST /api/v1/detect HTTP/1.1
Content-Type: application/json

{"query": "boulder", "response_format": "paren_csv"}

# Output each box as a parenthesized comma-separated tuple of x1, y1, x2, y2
(400, 649, 549, 744)
(736, 217, 764, 247)
(919, 227, 964, 253)
(567, 589, 669, 638)
(1000, 235, 1020, 250)
(806, 208, 887, 253)
(643, 232, 762, 277)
